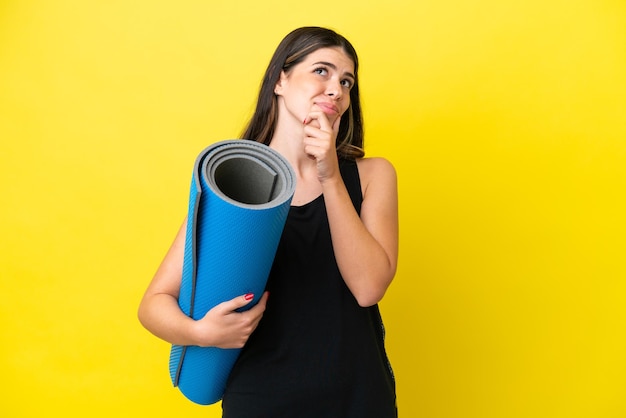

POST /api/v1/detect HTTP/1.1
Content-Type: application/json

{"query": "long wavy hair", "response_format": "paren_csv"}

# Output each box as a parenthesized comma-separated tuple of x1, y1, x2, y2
(241, 27, 365, 159)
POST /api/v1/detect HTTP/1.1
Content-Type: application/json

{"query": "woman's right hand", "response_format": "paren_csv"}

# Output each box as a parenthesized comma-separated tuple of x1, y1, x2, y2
(193, 292, 269, 349)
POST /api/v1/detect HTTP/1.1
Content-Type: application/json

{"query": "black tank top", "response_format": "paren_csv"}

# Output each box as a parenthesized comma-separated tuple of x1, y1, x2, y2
(222, 159, 397, 418)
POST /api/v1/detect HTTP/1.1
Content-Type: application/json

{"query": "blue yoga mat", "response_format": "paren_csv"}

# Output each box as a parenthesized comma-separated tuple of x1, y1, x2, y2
(169, 139, 296, 405)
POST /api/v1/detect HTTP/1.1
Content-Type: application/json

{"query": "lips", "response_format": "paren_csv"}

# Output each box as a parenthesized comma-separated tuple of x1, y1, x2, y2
(315, 102, 339, 115)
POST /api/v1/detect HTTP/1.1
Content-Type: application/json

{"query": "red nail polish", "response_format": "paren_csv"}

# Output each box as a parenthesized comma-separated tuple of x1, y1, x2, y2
(244, 293, 254, 301)
(303, 117, 307, 125)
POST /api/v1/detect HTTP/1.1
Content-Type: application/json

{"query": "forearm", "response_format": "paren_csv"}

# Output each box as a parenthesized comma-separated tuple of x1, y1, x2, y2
(137, 220, 202, 346)
(138, 292, 201, 346)
(138, 218, 268, 349)
(322, 175, 397, 307)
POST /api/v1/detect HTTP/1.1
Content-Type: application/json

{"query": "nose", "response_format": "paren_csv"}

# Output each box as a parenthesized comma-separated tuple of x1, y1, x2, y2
(326, 78, 343, 100)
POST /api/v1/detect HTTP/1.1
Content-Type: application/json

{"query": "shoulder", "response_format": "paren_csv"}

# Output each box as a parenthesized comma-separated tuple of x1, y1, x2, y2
(355, 157, 397, 197)
(356, 157, 397, 183)
(356, 156, 396, 174)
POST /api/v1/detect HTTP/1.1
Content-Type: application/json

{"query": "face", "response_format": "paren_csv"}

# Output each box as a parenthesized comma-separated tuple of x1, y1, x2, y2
(274, 47, 355, 127)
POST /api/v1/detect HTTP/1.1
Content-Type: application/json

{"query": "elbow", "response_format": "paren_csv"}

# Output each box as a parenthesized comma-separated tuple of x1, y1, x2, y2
(344, 259, 397, 307)
(137, 296, 151, 330)
(353, 273, 395, 308)
(360, 264, 397, 307)
(355, 291, 386, 308)
(137, 302, 147, 329)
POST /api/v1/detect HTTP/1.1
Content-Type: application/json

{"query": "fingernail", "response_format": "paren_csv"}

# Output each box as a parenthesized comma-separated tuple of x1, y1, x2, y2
(302, 117, 307, 125)
(244, 293, 254, 301)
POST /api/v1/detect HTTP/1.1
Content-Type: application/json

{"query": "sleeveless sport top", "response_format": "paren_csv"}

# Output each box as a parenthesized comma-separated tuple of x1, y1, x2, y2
(222, 159, 397, 418)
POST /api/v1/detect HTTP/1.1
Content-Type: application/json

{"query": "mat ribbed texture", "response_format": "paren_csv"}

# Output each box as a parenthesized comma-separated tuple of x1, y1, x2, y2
(169, 139, 296, 405)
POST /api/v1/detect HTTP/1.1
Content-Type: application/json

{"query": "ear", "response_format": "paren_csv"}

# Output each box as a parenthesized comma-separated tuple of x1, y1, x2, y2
(274, 70, 288, 96)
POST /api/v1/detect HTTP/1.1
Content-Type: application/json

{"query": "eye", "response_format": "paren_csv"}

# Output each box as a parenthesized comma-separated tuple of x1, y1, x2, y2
(313, 66, 328, 76)
(341, 79, 353, 89)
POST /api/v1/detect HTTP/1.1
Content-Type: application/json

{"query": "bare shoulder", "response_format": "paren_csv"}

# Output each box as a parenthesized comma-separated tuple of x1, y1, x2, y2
(355, 157, 397, 196)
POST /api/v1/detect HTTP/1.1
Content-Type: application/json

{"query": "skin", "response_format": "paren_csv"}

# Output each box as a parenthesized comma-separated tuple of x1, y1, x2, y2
(272, 47, 398, 307)
(137, 46, 398, 348)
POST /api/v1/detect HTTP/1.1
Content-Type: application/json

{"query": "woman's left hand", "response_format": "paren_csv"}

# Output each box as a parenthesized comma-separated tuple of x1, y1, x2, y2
(302, 111, 341, 183)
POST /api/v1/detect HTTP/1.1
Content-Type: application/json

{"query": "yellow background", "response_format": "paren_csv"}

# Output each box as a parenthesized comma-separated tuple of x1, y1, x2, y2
(1, 1, 625, 417)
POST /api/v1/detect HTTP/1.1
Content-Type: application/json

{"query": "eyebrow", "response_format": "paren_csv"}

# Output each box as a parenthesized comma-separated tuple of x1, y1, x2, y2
(313, 61, 356, 80)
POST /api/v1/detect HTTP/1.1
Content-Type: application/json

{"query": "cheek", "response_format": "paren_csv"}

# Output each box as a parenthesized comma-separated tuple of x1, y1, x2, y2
(340, 101, 351, 116)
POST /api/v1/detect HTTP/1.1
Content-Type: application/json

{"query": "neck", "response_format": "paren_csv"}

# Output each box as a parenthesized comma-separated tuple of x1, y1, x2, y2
(269, 116, 317, 178)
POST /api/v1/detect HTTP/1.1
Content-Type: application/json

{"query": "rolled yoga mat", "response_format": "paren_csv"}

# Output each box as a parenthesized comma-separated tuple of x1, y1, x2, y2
(169, 139, 296, 405)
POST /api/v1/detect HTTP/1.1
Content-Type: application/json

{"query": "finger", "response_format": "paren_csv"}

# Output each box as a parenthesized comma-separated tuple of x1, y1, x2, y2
(245, 291, 267, 314)
(304, 111, 332, 132)
(256, 291, 269, 309)
(217, 293, 255, 313)
(331, 114, 341, 138)
(234, 293, 267, 336)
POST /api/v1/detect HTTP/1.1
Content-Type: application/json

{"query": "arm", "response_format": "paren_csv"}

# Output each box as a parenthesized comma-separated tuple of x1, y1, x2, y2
(303, 113, 399, 307)
(137, 219, 269, 348)
(322, 158, 398, 307)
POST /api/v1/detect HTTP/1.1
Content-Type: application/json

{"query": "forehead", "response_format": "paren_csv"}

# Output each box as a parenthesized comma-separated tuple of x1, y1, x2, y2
(302, 47, 355, 73)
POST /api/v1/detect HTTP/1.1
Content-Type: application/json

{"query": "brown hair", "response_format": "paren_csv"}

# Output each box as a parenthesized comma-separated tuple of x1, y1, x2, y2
(241, 27, 365, 159)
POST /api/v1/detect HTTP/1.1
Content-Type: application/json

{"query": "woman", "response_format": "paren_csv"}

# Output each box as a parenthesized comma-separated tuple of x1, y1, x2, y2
(138, 27, 398, 417)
